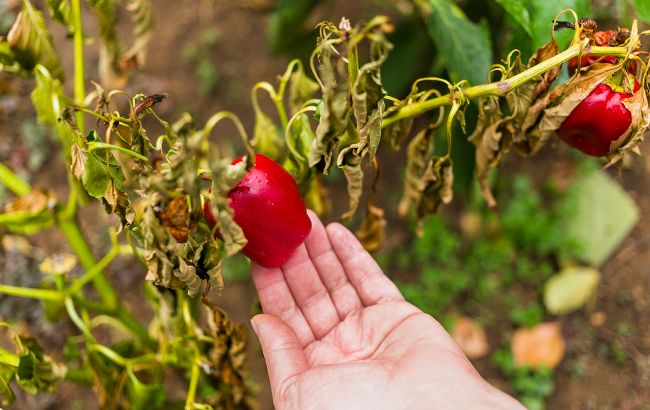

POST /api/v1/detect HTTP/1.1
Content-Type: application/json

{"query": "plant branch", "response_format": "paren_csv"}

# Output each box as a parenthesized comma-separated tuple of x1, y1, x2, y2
(0, 163, 31, 196)
(381, 44, 631, 127)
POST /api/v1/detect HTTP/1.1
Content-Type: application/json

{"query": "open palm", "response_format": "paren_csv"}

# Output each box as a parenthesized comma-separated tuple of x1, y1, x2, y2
(251, 211, 524, 410)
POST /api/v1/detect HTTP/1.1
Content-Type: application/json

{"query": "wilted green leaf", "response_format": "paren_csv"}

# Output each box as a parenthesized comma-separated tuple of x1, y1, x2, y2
(15, 335, 66, 395)
(494, 0, 532, 35)
(289, 63, 320, 113)
(7, 0, 63, 78)
(563, 170, 639, 267)
(45, 0, 72, 31)
(126, 369, 166, 410)
(83, 152, 111, 198)
(426, 0, 493, 85)
(544, 266, 600, 315)
(252, 110, 285, 162)
(284, 113, 315, 190)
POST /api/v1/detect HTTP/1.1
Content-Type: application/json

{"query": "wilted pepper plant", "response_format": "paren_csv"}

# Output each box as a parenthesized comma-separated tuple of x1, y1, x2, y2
(0, 1, 649, 408)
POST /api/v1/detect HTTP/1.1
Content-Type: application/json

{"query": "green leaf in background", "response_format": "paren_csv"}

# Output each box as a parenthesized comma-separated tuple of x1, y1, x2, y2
(529, 0, 591, 53)
(427, 0, 493, 86)
(267, 0, 321, 54)
(126, 368, 166, 410)
(544, 266, 600, 315)
(45, 0, 73, 31)
(634, 0, 650, 23)
(7, 0, 63, 79)
(494, 0, 532, 35)
(564, 169, 639, 267)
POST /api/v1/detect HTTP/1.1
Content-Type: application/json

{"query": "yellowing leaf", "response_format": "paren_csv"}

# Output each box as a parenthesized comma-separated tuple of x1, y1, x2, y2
(544, 266, 600, 315)
(451, 316, 489, 360)
(39, 253, 77, 275)
(512, 322, 565, 369)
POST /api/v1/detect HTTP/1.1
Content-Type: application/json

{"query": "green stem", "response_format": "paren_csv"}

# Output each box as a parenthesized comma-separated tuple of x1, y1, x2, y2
(58, 217, 118, 307)
(381, 44, 630, 127)
(71, 0, 85, 132)
(0, 163, 31, 196)
(88, 142, 149, 162)
(65, 244, 119, 297)
(65, 368, 93, 386)
(185, 358, 201, 410)
(0, 284, 63, 302)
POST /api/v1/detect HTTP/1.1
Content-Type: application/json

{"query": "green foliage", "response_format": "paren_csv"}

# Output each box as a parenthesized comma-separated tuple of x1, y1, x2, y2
(183, 28, 220, 96)
(634, 0, 650, 23)
(492, 348, 555, 410)
(426, 0, 493, 85)
(390, 174, 580, 320)
(494, 0, 532, 35)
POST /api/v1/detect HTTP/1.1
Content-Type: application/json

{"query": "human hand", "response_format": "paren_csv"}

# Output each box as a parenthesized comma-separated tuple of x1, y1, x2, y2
(250, 211, 525, 410)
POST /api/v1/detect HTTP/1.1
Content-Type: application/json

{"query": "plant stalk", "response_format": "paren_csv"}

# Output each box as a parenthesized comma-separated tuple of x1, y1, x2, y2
(381, 45, 630, 127)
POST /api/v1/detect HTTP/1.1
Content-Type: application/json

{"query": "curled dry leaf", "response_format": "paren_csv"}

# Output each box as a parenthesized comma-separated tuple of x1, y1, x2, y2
(538, 63, 622, 151)
(607, 85, 650, 165)
(398, 126, 434, 218)
(356, 201, 386, 253)
(451, 316, 489, 360)
(505, 39, 560, 154)
(512, 322, 565, 369)
(468, 96, 513, 209)
(415, 156, 453, 232)
(156, 196, 190, 243)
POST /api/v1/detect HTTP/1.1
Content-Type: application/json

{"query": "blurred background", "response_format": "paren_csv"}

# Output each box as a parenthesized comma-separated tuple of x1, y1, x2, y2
(1, 0, 649, 408)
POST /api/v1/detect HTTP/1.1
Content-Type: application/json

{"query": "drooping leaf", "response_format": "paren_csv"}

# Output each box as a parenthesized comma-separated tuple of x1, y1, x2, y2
(398, 126, 434, 218)
(608, 85, 650, 165)
(284, 113, 316, 190)
(310, 36, 350, 172)
(87, 0, 123, 87)
(426, 0, 493, 85)
(288, 63, 320, 113)
(7, 0, 63, 79)
(544, 266, 600, 315)
(468, 96, 513, 208)
(252, 109, 286, 162)
(0, 188, 57, 234)
(45, 0, 72, 31)
(512, 322, 565, 369)
(122, 0, 154, 70)
(356, 201, 385, 253)
(494, 0, 532, 35)
(15, 335, 66, 395)
(337, 143, 363, 220)
(82, 151, 111, 198)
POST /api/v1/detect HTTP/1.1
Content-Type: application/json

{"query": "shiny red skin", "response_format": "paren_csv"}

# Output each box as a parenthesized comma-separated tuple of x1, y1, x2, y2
(558, 79, 640, 157)
(204, 154, 311, 268)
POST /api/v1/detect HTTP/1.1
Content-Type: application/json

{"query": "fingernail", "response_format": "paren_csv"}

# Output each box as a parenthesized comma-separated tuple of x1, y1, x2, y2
(250, 315, 261, 335)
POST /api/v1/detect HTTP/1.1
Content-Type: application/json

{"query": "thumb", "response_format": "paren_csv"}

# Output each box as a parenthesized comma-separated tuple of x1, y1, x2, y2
(251, 314, 308, 400)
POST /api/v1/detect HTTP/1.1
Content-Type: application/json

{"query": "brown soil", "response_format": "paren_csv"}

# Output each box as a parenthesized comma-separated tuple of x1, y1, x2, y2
(1, 1, 649, 409)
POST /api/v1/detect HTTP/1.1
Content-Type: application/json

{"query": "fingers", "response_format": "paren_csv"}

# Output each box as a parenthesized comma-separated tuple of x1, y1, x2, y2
(304, 210, 363, 319)
(281, 244, 342, 339)
(251, 314, 308, 404)
(251, 264, 315, 346)
(326, 222, 404, 306)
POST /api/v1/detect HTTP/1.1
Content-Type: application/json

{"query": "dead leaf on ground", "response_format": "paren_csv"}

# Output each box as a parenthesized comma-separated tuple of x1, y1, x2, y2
(451, 316, 489, 360)
(512, 322, 565, 369)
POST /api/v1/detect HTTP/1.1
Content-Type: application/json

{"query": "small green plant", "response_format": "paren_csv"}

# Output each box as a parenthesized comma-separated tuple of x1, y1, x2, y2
(183, 28, 220, 96)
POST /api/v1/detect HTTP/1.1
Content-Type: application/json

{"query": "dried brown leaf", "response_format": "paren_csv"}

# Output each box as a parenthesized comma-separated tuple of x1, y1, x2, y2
(398, 127, 434, 217)
(355, 201, 385, 253)
(512, 322, 565, 369)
